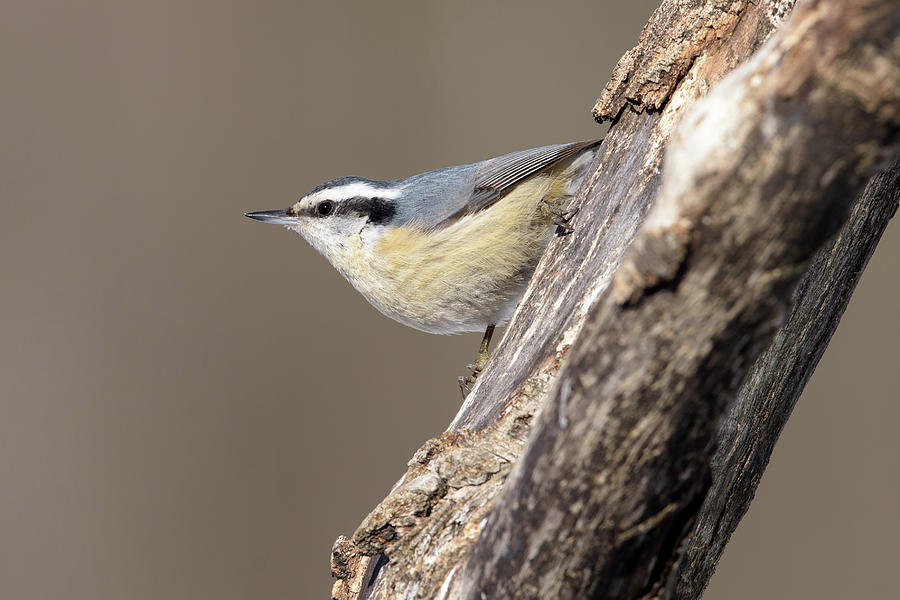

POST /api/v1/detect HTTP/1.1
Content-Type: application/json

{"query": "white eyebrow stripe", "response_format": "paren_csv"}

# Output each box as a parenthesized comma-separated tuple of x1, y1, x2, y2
(310, 182, 402, 202)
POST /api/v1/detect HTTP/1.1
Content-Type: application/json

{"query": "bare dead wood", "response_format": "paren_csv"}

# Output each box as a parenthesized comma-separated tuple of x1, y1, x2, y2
(459, 0, 900, 596)
(674, 162, 900, 598)
(330, 1, 899, 598)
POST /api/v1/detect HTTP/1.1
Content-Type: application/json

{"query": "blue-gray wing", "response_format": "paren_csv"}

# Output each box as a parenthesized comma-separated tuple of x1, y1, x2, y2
(411, 140, 600, 230)
(468, 139, 600, 212)
(394, 140, 600, 230)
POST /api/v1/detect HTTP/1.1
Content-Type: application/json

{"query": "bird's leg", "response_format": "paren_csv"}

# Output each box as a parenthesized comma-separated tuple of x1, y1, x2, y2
(552, 207, 579, 236)
(542, 197, 579, 236)
(458, 324, 496, 397)
(469, 324, 495, 373)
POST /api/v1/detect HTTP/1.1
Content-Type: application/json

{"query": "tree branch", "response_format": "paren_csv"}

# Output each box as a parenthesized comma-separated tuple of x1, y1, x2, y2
(330, 1, 899, 598)
(460, 0, 899, 596)
(675, 161, 900, 598)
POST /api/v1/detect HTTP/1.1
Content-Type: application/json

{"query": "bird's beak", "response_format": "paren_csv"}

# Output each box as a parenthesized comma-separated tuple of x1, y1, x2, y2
(244, 209, 299, 225)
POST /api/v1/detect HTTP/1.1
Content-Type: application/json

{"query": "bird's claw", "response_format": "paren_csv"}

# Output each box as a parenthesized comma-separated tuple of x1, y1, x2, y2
(457, 324, 495, 398)
(552, 207, 579, 236)
(458, 375, 475, 398)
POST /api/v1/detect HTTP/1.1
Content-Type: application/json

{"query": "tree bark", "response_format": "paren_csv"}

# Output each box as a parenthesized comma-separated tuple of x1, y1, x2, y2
(330, 1, 899, 599)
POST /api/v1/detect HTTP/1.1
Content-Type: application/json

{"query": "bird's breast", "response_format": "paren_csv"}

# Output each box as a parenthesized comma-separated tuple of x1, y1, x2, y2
(340, 176, 558, 334)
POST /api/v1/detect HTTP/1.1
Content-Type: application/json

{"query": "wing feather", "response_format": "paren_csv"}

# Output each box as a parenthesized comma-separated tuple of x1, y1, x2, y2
(434, 139, 600, 228)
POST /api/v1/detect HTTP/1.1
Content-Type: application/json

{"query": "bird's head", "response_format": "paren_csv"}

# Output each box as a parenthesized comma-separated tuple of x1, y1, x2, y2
(245, 176, 402, 261)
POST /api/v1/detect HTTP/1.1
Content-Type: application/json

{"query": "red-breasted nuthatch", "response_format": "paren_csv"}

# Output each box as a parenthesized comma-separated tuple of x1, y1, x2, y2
(246, 140, 600, 392)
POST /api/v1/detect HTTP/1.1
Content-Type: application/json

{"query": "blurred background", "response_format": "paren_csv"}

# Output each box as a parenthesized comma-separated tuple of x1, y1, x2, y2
(1, 1, 897, 599)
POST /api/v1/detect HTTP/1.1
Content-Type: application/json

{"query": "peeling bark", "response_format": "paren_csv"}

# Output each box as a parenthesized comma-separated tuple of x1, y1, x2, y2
(331, 1, 899, 598)
(593, 0, 797, 121)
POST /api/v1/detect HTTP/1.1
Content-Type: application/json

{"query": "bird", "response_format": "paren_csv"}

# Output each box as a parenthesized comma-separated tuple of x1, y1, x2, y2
(246, 139, 600, 394)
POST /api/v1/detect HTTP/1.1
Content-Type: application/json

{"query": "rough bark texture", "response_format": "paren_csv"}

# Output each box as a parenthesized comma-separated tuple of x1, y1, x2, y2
(330, 1, 899, 598)
(674, 163, 900, 597)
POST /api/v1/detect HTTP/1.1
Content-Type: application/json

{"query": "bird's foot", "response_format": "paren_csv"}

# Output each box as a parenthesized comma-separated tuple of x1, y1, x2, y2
(458, 347, 490, 398)
(458, 324, 495, 398)
(552, 207, 579, 236)
(458, 375, 474, 398)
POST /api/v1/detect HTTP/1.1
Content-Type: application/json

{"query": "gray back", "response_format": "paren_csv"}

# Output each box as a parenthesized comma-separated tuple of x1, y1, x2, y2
(392, 140, 600, 229)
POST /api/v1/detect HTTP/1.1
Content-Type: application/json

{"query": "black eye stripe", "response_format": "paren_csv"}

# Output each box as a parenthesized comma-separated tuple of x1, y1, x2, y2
(313, 196, 396, 224)
(355, 197, 396, 225)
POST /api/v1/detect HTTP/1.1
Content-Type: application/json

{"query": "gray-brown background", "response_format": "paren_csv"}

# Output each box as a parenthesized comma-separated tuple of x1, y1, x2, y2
(1, 1, 897, 599)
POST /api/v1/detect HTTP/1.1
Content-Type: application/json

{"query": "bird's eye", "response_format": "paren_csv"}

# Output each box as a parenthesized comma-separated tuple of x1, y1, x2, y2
(316, 201, 334, 216)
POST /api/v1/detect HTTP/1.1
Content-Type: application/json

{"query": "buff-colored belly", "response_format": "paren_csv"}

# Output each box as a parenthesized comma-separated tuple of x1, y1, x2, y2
(350, 175, 561, 334)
